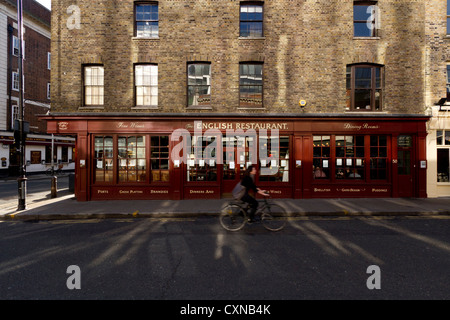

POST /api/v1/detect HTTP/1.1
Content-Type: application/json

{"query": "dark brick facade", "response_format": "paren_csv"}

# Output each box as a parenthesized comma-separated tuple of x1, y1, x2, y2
(4, 0, 50, 133)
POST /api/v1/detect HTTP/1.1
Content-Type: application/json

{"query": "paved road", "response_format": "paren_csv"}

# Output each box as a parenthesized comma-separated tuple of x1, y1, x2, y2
(0, 175, 69, 200)
(1, 215, 450, 303)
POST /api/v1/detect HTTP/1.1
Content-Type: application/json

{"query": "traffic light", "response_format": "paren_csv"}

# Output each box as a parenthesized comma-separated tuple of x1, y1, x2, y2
(13, 119, 29, 149)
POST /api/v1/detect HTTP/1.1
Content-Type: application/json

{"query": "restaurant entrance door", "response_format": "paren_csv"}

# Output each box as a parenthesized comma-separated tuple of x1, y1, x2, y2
(397, 135, 415, 197)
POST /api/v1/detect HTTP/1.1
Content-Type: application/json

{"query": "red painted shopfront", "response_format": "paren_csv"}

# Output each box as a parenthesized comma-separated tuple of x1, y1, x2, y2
(42, 114, 429, 201)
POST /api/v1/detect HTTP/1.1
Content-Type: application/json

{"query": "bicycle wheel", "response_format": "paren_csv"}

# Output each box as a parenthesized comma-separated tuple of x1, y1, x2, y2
(220, 204, 247, 231)
(261, 204, 287, 231)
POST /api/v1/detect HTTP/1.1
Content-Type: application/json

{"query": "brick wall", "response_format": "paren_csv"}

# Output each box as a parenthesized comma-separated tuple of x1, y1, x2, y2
(51, 0, 445, 115)
(4, 0, 50, 133)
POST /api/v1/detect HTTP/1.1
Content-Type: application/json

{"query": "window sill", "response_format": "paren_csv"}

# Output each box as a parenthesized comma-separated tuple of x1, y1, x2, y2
(237, 107, 265, 110)
(187, 105, 212, 110)
(345, 109, 386, 113)
(238, 36, 266, 40)
(132, 36, 160, 40)
(132, 106, 159, 110)
(79, 106, 104, 110)
(353, 37, 380, 40)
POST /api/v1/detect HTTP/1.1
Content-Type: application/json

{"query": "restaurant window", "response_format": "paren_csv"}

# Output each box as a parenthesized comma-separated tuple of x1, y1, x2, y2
(223, 136, 237, 180)
(187, 63, 211, 107)
(187, 135, 217, 181)
(222, 136, 256, 180)
(346, 64, 383, 111)
(354, 1, 378, 37)
(150, 136, 170, 182)
(84, 65, 104, 106)
(313, 135, 389, 182)
(239, 63, 263, 108)
(370, 135, 387, 180)
(437, 130, 450, 182)
(240, 2, 263, 37)
(135, 2, 159, 38)
(335, 135, 365, 179)
(118, 136, 146, 183)
(94, 136, 114, 183)
(259, 136, 289, 182)
(313, 136, 330, 179)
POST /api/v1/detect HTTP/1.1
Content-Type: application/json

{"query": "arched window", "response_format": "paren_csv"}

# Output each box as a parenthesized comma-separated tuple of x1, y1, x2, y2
(346, 63, 384, 111)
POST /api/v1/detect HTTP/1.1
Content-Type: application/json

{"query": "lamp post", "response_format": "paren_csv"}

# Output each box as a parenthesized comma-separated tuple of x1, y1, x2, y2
(17, 0, 26, 211)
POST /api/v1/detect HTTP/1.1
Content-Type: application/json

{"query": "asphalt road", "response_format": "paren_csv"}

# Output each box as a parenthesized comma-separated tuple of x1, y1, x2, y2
(1, 215, 450, 304)
(0, 176, 69, 200)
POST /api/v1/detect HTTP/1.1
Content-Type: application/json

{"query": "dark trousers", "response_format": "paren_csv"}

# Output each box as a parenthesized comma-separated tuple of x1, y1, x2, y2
(241, 194, 258, 219)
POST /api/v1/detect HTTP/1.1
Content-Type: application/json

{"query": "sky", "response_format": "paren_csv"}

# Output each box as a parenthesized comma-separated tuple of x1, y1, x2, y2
(36, 0, 51, 10)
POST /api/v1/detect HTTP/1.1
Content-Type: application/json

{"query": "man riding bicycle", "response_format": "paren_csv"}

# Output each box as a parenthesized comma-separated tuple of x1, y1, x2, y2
(241, 165, 269, 222)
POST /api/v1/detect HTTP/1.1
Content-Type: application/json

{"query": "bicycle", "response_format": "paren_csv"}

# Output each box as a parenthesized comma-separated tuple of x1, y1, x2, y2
(220, 195, 288, 232)
(45, 165, 64, 176)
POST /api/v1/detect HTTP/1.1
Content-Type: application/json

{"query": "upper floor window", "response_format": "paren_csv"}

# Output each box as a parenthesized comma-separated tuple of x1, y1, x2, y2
(346, 64, 383, 111)
(11, 104, 18, 129)
(135, 2, 159, 38)
(47, 52, 51, 70)
(447, 0, 450, 34)
(447, 65, 450, 100)
(83, 65, 104, 106)
(12, 71, 19, 91)
(240, 63, 263, 108)
(135, 64, 158, 107)
(187, 63, 211, 107)
(240, 2, 263, 37)
(12, 36, 19, 56)
(353, 1, 378, 37)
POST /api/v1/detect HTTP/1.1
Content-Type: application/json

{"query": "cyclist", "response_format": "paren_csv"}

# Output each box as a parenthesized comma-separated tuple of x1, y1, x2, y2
(241, 165, 269, 222)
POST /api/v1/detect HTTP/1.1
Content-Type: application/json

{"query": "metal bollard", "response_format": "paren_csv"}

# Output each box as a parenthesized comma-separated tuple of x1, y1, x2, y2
(51, 176, 57, 198)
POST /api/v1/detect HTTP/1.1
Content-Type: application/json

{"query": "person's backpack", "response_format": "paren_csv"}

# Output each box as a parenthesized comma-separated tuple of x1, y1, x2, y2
(232, 182, 246, 200)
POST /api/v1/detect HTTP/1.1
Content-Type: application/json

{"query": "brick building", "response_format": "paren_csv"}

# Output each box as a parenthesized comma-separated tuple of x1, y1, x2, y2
(425, 0, 450, 198)
(45, 0, 437, 201)
(0, 0, 74, 177)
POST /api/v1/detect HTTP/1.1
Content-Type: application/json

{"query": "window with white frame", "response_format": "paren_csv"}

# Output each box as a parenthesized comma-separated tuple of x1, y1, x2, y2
(135, 64, 158, 106)
(12, 72, 19, 91)
(12, 36, 24, 59)
(47, 83, 50, 100)
(47, 52, 51, 70)
(11, 104, 18, 128)
(83, 65, 104, 106)
(437, 130, 450, 182)
(12, 36, 19, 56)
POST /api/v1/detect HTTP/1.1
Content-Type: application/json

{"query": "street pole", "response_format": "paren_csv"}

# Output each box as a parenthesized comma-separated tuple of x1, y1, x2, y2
(17, 0, 26, 211)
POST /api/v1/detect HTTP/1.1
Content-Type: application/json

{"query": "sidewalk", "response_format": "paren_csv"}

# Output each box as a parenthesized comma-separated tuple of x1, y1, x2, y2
(1, 185, 450, 221)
